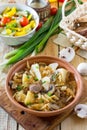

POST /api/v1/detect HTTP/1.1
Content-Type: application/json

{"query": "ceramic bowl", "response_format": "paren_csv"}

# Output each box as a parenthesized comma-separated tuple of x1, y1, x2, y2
(5, 56, 83, 117)
(0, 3, 39, 46)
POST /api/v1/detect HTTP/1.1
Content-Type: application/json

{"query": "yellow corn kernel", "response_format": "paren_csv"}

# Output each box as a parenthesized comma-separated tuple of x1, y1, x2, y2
(27, 14, 32, 21)
(6, 29, 12, 35)
(4, 7, 16, 17)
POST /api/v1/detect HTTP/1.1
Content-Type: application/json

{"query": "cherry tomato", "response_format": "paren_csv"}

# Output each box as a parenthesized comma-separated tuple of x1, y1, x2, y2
(50, 7, 58, 16)
(36, 22, 43, 31)
(59, 0, 64, 2)
(1, 17, 11, 25)
(20, 16, 29, 27)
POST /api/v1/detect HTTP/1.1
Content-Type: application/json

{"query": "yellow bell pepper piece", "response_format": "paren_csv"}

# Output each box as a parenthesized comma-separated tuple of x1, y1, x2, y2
(49, 0, 57, 2)
(6, 29, 12, 35)
(22, 20, 36, 32)
(4, 7, 16, 17)
(2, 7, 11, 15)
(27, 14, 32, 21)
(11, 27, 21, 31)
(22, 23, 31, 32)
(14, 30, 26, 36)
(6, 20, 16, 26)
(30, 20, 36, 28)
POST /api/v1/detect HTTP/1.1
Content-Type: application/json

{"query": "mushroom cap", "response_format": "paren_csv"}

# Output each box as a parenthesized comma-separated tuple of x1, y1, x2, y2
(59, 47, 75, 62)
(74, 104, 87, 118)
(29, 81, 42, 93)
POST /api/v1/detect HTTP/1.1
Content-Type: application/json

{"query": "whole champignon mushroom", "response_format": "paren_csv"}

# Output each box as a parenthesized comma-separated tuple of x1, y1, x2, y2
(74, 104, 87, 118)
(29, 81, 42, 93)
(59, 47, 75, 62)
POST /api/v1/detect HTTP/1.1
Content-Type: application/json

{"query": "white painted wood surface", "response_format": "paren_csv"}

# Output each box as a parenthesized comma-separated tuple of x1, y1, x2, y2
(0, 0, 87, 130)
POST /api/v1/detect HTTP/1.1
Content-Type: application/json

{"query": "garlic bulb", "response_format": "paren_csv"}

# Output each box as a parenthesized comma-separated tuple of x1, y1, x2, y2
(77, 62, 87, 75)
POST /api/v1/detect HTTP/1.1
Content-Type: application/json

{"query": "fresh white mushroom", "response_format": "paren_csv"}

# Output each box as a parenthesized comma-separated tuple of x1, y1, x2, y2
(49, 63, 59, 72)
(31, 63, 41, 80)
(59, 47, 75, 62)
(77, 62, 87, 75)
(41, 76, 50, 91)
(74, 104, 87, 118)
(56, 68, 68, 82)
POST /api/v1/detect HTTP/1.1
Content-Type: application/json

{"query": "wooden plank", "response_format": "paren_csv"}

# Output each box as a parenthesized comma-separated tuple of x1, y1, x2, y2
(38, 36, 58, 57)
(0, 108, 17, 130)
(7, 116, 17, 130)
(18, 125, 25, 130)
(61, 76, 87, 130)
(0, 108, 8, 130)
(61, 114, 87, 130)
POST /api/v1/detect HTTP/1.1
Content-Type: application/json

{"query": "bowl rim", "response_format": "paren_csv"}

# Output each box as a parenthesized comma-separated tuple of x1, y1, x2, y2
(5, 55, 83, 117)
(0, 3, 39, 38)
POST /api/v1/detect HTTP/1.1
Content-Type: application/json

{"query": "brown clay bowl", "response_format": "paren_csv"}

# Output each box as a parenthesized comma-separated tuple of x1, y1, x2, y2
(5, 56, 83, 117)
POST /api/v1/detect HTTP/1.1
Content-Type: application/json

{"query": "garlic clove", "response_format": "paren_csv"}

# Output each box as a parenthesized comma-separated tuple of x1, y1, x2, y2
(74, 104, 87, 118)
(77, 62, 87, 75)
(59, 47, 75, 62)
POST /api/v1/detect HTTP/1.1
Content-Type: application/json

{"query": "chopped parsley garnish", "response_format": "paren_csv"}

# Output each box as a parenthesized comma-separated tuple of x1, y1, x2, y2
(34, 77, 38, 81)
(16, 85, 22, 91)
(42, 81, 46, 84)
(27, 75, 30, 79)
(47, 92, 52, 97)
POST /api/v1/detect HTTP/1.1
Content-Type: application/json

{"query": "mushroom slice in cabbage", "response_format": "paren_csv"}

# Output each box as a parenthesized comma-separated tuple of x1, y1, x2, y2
(49, 63, 58, 72)
(56, 68, 69, 82)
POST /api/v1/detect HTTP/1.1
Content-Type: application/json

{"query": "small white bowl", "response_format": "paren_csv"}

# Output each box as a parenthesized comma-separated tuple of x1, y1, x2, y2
(0, 3, 39, 46)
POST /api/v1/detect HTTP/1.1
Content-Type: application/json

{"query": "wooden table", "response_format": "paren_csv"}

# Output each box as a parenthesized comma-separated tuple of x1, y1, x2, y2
(0, 0, 87, 130)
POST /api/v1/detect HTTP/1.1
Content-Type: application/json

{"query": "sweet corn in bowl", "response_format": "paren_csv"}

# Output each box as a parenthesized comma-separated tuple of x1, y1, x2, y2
(0, 3, 39, 46)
